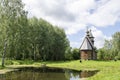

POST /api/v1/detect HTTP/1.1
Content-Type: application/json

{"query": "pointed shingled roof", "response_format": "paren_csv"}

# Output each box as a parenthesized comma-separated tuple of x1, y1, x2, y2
(80, 36, 94, 50)
(89, 30, 94, 38)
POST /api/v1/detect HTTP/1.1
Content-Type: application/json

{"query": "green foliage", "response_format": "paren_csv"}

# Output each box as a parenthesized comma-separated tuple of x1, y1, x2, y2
(5, 60, 13, 65)
(26, 18, 69, 61)
(64, 48, 80, 60)
(16, 60, 34, 65)
(117, 52, 120, 60)
(0, 0, 70, 65)
(97, 48, 117, 60)
(97, 48, 105, 60)
(0, 65, 5, 69)
(65, 47, 73, 60)
(2, 17, 70, 61)
(98, 32, 120, 60)
(71, 48, 80, 60)
(112, 32, 120, 51)
(0, 0, 28, 67)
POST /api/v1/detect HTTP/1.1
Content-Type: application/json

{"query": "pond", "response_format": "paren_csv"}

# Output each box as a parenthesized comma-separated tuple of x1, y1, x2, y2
(0, 67, 99, 80)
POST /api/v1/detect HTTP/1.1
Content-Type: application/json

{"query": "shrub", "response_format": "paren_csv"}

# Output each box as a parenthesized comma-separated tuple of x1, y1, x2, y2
(5, 60, 13, 65)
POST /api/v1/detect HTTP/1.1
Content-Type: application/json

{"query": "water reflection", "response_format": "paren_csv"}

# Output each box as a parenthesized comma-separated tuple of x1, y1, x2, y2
(0, 67, 99, 80)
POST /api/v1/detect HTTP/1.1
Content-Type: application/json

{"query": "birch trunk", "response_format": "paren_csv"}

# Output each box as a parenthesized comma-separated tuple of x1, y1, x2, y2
(1, 39, 7, 67)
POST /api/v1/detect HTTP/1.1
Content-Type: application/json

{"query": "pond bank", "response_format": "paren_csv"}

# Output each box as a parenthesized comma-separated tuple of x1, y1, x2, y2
(0, 65, 38, 74)
(0, 65, 98, 80)
(0, 60, 120, 80)
(0, 69, 15, 74)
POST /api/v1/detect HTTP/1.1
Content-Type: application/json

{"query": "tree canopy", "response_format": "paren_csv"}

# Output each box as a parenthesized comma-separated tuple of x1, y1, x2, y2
(98, 32, 120, 60)
(0, 0, 71, 67)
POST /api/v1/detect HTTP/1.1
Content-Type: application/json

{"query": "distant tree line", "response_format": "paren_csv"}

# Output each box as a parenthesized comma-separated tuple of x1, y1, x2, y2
(65, 48, 80, 60)
(97, 32, 120, 60)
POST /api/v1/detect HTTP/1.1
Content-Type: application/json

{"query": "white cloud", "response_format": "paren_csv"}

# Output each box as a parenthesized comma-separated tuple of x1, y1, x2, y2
(22, 0, 120, 32)
(90, 26, 111, 48)
(66, 23, 86, 35)
(88, 0, 120, 27)
(22, 0, 120, 48)
(66, 0, 96, 14)
(70, 41, 80, 48)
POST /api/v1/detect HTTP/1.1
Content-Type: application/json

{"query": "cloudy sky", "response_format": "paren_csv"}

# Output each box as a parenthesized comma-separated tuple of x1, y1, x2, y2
(22, 0, 120, 49)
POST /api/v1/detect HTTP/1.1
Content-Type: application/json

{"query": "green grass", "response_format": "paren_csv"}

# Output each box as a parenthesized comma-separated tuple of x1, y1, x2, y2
(0, 60, 120, 80)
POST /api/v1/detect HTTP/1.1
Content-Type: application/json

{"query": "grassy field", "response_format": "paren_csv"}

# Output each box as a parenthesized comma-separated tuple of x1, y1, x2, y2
(47, 60, 120, 80)
(0, 60, 120, 80)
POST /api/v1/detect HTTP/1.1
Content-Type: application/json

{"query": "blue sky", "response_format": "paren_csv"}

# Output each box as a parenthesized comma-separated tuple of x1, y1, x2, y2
(22, 0, 120, 49)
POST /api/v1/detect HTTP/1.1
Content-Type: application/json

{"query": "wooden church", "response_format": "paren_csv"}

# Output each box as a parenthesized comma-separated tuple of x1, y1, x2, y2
(80, 29, 97, 60)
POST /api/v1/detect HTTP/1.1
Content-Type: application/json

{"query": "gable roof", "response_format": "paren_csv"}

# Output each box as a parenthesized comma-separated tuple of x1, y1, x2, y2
(80, 36, 94, 50)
